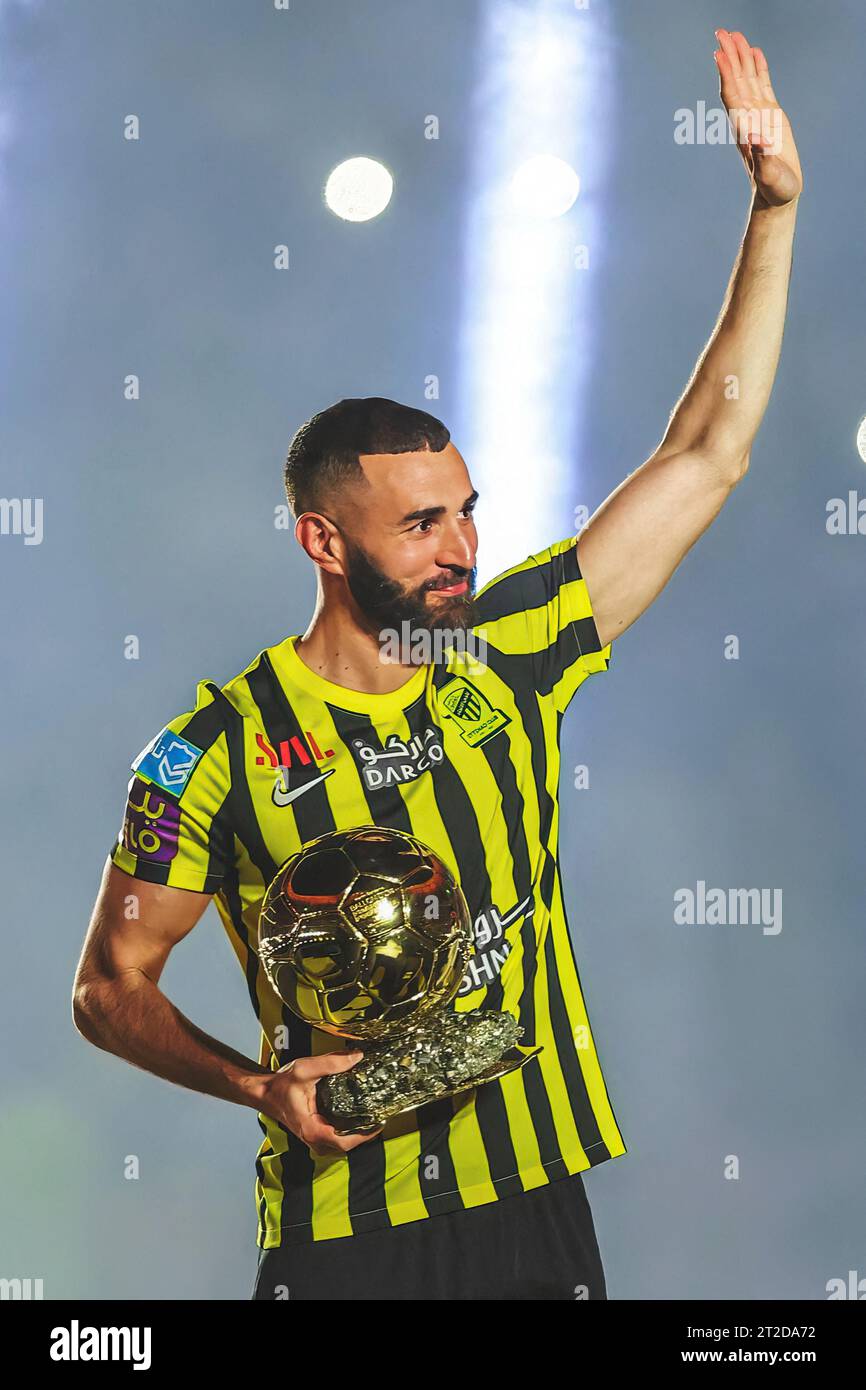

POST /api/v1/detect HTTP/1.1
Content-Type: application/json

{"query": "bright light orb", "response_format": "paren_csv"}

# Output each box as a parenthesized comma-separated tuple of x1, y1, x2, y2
(857, 416, 866, 464)
(374, 897, 398, 924)
(509, 154, 580, 219)
(324, 157, 394, 222)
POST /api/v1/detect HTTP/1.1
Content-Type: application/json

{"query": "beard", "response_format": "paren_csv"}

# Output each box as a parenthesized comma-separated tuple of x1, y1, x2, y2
(342, 537, 479, 640)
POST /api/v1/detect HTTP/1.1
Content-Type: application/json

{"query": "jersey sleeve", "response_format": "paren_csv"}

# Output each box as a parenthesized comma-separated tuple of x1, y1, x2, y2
(109, 679, 234, 893)
(473, 535, 612, 712)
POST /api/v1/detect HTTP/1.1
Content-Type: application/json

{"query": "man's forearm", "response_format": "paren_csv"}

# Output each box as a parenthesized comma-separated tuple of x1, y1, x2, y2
(658, 192, 798, 473)
(73, 969, 272, 1114)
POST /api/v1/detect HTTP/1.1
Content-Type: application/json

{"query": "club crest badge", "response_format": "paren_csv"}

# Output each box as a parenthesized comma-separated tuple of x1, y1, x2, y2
(438, 676, 511, 748)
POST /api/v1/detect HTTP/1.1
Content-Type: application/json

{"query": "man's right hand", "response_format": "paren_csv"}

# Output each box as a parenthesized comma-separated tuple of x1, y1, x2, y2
(260, 1050, 384, 1156)
(74, 865, 385, 1158)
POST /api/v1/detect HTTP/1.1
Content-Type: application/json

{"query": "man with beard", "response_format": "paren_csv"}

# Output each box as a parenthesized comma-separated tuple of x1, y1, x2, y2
(74, 30, 802, 1295)
(78, 396, 624, 1300)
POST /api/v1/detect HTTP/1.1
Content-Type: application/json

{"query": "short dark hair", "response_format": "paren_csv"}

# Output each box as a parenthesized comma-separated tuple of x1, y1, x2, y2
(283, 397, 450, 517)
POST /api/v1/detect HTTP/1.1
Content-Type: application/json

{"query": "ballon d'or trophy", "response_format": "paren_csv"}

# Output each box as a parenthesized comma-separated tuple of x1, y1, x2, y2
(258, 826, 542, 1134)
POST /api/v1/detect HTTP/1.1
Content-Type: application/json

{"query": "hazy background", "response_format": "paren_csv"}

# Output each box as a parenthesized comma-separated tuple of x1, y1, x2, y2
(1, 0, 863, 1299)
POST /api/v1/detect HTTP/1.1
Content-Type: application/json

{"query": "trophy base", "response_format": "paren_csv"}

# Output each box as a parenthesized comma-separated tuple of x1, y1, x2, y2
(316, 1008, 543, 1136)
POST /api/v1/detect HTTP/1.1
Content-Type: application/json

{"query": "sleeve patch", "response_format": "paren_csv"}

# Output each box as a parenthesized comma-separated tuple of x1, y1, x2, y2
(132, 728, 204, 796)
(121, 775, 181, 865)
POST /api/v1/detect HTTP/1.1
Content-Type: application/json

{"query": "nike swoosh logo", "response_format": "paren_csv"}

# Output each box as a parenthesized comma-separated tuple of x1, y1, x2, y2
(272, 767, 335, 807)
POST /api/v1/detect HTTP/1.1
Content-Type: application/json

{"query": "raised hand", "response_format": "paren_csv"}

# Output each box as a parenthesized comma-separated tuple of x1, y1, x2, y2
(715, 29, 803, 209)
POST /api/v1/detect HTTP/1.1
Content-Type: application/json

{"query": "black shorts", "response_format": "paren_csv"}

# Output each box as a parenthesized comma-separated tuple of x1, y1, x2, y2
(252, 1171, 607, 1301)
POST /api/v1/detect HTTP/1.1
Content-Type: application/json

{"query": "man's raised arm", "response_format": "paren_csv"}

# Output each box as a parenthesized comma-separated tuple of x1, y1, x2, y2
(578, 28, 802, 650)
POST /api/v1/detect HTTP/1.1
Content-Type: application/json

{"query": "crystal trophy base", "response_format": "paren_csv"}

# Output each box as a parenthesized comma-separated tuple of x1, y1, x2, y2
(316, 1007, 543, 1136)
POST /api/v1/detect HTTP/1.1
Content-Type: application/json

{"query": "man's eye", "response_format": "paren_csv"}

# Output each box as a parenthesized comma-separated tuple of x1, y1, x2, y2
(415, 518, 434, 534)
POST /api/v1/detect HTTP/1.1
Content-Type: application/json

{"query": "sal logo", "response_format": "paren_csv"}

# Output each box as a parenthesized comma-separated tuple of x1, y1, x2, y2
(438, 676, 510, 748)
(351, 728, 444, 789)
(457, 894, 533, 996)
(255, 731, 334, 769)
(122, 775, 180, 865)
(132, 729, 204, 796)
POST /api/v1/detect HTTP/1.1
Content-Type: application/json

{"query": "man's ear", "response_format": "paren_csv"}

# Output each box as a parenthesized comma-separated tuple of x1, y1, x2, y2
(295, 511, 346, 577)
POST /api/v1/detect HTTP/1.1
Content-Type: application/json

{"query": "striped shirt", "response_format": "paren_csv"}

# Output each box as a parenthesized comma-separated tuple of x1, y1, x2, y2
(109, 535, 627, 1246)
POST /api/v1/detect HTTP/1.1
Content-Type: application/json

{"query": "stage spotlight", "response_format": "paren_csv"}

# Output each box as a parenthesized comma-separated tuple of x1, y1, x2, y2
(510, 154, 581, 219)
(323, 156, 394, 222)
(856, 416, 866, 464)
(455, 2, 611, 579)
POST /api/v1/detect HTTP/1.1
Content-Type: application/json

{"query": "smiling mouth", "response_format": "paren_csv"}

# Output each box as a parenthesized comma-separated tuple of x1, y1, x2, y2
(427, 579, 469, 596)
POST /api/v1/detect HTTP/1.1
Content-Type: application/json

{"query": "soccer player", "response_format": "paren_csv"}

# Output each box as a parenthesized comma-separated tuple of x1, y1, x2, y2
(73, 30, 801, 1300)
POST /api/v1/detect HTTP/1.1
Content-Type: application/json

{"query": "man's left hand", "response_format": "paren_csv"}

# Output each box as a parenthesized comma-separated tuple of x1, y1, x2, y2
(715, 28, 804, 209)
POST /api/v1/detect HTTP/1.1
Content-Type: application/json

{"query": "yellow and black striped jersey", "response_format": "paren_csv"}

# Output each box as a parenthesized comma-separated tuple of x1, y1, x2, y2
(109, 536, 627, 1247)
